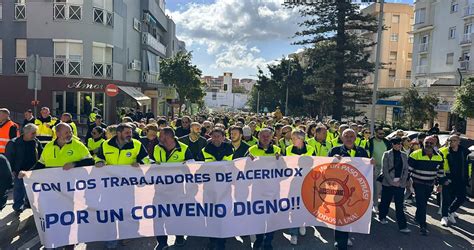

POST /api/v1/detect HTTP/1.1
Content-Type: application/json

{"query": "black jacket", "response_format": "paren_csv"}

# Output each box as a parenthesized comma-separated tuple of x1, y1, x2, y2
(368, 137, 391, 157)
(0, 154, 12, 210)
(445, 146, 471, 185)
(5, 136, 43, 175)
(328, 145, 369, 158)
(200, 142, 234, 161)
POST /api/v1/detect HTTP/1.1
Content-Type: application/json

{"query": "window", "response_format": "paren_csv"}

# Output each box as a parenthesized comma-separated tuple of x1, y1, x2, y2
(54, 0, 83, 21)
(389, 70, 396, 81)
(390, 51, 397, 60)
(390, 33, 399, 42)
(406, 71, 411, 78)
(0, 40, 2, 74)
(15, 0, 26, 20)
(446, 53, 454, 64)
(464, 23, 472, 34)
(15, 39, 27, 74)
(408, 35, 414, 44)
(408, 53, 412, 61)
(392, 15, 400, 23)
(93, 0, 113, 27)
(415, 8, 426, 24)
(92, 42, 113, 78)
(54, 41, 83, 76)
(449, 27, 456, 39)
(146, 51, 160, 75)
(451, 2, 458, 13)
(0, 4, 3, 20)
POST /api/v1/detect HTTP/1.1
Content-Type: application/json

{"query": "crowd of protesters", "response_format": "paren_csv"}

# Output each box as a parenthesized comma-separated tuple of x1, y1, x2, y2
(0, 106, 472, 250)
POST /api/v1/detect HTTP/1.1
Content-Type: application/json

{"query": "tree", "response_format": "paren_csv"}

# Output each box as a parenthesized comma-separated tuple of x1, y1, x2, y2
(453, 77, 474, 118)
(400, 87, 439, 130)
(248, 58, 306, 116)
(160, 51, 204, 115)
(285, 0, 378, 120)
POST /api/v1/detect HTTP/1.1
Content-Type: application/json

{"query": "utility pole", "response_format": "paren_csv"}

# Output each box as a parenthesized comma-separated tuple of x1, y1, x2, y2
(285, 60, 291, 116)
(370, 0, 384, 136)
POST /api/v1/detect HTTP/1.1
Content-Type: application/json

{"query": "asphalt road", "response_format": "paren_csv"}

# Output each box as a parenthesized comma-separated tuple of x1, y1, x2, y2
(1, 191, 473, 250)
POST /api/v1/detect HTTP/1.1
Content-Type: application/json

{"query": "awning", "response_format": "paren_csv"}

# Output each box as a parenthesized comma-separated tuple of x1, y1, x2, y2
(118, 86, 151, 106)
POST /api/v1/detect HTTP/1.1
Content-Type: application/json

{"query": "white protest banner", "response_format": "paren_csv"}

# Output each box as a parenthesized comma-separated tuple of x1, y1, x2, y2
(24, 156, 373, 248)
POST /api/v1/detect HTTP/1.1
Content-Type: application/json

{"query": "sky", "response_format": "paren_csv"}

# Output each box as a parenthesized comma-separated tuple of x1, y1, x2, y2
(165, 0, 415, 79)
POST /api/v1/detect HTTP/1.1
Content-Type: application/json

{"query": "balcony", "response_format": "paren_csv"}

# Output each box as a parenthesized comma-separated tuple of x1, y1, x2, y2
(460, 60, 470, 71)
(142, 33, 166, 56)
(15, 58, 26, 74)
(143, 71, 160, 84)
(92, 62, 112, 78)
(416, 65, 428, 75)
(54, 59, 82, 76)
(464, 5, 474, 18)
(418, 43, 428, 53)
(460, 33, 473, 45)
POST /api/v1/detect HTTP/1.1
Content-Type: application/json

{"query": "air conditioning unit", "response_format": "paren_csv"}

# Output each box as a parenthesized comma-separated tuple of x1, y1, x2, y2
(128, 60, 141, 71)
(133, 18, 141, 31)
(143, 13, 151, 24)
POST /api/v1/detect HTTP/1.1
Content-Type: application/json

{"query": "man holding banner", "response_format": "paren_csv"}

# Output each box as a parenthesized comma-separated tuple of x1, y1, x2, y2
(248, 128, 281, 250)
(200, 127, 234, 250)
(152, 127, 193, 249)
(95, 123, 150, 249)
(328, 129, 372, 250)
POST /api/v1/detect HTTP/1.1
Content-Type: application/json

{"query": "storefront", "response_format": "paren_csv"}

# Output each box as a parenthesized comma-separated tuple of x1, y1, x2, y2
(0, 76, 151, 125)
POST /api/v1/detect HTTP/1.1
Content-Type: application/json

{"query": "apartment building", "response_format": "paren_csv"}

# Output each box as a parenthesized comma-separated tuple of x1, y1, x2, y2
(360, 3, 414, 124)
(412, 0, 474, 136)
(0, 0, 185, 123)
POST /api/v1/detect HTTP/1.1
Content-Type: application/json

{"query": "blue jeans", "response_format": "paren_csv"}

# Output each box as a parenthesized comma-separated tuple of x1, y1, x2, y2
(13, 177, 27, 211)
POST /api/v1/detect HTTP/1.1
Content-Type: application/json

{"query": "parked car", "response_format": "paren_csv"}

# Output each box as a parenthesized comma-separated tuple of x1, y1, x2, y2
(386, 131, 420, 141)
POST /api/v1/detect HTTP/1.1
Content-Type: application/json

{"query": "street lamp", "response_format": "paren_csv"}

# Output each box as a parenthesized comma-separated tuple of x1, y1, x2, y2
(286, 59, 292, 116)
(255, 83, 261, 116)
(370, 0, 385, 136)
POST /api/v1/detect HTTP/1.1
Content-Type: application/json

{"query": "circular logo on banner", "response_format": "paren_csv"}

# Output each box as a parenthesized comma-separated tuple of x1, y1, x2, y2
(301, 163, 371, 226)
(105, 84, 119, 97)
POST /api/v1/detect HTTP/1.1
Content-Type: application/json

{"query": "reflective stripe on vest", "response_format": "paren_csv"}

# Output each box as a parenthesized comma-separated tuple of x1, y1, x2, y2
(248, 144, 281, 157)
(154, 142, 189, 163)
(285, 144, 315, 156)
(100, 139, 144, 165)
(201, 148, 233, 162)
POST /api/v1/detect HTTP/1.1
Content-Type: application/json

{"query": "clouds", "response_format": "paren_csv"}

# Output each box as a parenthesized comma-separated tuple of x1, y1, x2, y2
(167, 0, 301, 75)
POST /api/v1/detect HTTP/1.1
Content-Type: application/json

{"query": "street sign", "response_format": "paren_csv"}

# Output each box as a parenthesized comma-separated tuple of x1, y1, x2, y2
(105, 84, 119, 97)
(27, 54, 42, 90)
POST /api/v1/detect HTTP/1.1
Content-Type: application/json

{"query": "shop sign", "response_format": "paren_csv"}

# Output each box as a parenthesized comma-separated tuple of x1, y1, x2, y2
(67, 80, 105, 90)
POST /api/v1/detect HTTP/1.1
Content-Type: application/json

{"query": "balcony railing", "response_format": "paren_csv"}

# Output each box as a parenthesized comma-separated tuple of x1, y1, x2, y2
(416, 65, 428, 74)
(418, 43, 428, 52)
(460, 60, 470, 71)
(460, 33, 473, 45)
(143, 71, 160, 84)
(142, 33, 167, 55)
(464, 5, 474, 17)
(15, 58, 26, 74)
(54, 59, 82, 76)
(92, 62, 112, 78)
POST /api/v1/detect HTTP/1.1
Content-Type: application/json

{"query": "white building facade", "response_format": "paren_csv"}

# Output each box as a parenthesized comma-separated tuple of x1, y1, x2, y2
(412, 0, 474, 137)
